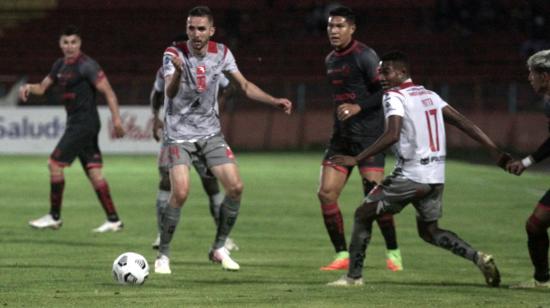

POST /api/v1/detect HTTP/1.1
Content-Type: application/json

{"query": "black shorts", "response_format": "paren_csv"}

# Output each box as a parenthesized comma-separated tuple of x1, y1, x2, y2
(50, 126, 102, 169)
(322, 136, 385, 174)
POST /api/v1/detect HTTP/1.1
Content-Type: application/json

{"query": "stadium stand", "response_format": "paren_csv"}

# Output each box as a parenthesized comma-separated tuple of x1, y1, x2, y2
(1, 0, 546, 150)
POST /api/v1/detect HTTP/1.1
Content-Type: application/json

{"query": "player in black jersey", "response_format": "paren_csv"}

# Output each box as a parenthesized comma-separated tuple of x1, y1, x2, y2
(317, 6, 403, 271)
(507, 49, 550, 289)
(18, 25, 125, 232)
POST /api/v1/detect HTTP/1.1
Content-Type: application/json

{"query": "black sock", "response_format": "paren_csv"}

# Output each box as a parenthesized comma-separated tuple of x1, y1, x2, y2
(348, 214, 373, 279)
(94, 180, 119, 222)
(321, 203, 347, 252)
(377, 214, 398, 250)
(49, 175, 64, 220)
(364, 179, 398, 250)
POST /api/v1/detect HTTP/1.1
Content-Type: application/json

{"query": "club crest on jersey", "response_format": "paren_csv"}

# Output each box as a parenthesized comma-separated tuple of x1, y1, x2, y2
(196, 65, 207, 92)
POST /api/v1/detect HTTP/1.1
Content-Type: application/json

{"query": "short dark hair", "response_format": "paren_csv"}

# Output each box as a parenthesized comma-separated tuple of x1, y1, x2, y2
(328, 6, 356, 25)
(61, 25, 81, 37)
(188, 6, 214, 25)
(381, 51, 410, 72)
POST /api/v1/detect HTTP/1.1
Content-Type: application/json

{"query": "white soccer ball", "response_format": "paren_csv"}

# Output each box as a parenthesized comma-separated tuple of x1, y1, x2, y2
(112, 252, 149, 285)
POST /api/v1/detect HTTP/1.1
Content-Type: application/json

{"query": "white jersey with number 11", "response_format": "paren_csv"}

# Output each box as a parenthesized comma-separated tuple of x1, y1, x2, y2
(383, 80, 448, 184)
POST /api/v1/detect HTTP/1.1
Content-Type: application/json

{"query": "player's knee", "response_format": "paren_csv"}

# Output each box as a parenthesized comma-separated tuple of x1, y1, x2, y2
(354, 202, 376, 223)
(225, 181, 243, 199)
(362, 179, 378, 196)
(376, 213, 394, 227)
(170, 187, 189, 205)
(48, 160, 64, 176)
(417, 225, 436, 244)
(317, 188, 337, 204)
(87, 172, 105, 188)
(526, 215, 548, 235)
(418, 230, 434, 244)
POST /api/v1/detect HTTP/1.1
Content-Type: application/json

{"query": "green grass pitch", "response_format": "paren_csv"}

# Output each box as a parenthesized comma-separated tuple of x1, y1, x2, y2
(0, 153, 549, 307)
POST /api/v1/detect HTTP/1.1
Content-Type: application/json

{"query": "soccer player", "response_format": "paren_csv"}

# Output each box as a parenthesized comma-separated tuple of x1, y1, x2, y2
(154, 6, 292, 274)
(18, 25, 125, 232)
(506, 49, 550, 289)
(150, 64, 239, 252)
(318, 6, 402, 271)
(327, 51, 510, 287)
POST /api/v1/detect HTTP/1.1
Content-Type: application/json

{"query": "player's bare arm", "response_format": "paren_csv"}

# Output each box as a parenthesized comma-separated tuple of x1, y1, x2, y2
(96, 77, 125, 138)
(228, 71, 292, 114)
(442, 105, 511, 167)
(331, 115, 402, 166)
(18, 76, 54, 102)
(165, 56, 183, 98)
(507, 136, 550, 175)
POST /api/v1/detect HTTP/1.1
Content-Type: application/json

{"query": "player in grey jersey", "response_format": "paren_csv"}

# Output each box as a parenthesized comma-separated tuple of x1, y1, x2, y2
(154, 6, 292, 274)
(150, 65, 238, 253)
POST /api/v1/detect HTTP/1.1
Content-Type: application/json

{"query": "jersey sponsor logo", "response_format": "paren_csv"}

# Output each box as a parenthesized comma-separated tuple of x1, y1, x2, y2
(421, 98, 434, 107)
(419, 155, 446, 165)
(62, 93, 76, 101)
(408, 89, 432, 96)
(333, 92, 356, 102)
(196, 65, 207, 92)
(57, 71, 76, 87)
(0, 116, 65, 139)
(327, 64, 351, 76)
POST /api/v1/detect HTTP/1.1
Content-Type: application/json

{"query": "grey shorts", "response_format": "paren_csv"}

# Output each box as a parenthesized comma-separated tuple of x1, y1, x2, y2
(365, 173, 444, 222)
(164, 135, 236, 171)
(157, 144, 215, 179)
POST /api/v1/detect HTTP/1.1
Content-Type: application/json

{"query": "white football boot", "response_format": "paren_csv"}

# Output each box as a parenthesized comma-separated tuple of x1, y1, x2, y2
(510, 279, 550, 289)
(476, 252, 501, 287)
(209, 247, 240, 271)
(92, 220, 123, 233)
(29, 214, 62, 230)
(154, 254, 172, 274)
(327, 275, 364, 287)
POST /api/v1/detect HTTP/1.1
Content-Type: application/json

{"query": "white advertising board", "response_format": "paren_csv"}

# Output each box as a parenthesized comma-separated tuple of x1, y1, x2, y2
(0, 106, 159, 154)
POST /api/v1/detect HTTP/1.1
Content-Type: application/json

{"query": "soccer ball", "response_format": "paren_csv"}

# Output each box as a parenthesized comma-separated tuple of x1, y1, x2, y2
(112, 252, 149, 285)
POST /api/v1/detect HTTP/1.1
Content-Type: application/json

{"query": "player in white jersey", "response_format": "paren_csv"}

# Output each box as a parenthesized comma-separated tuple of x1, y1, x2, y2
(327, 51, 511, 287)
(150, 65, 238, 253)
(154, 6, 292, 274)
